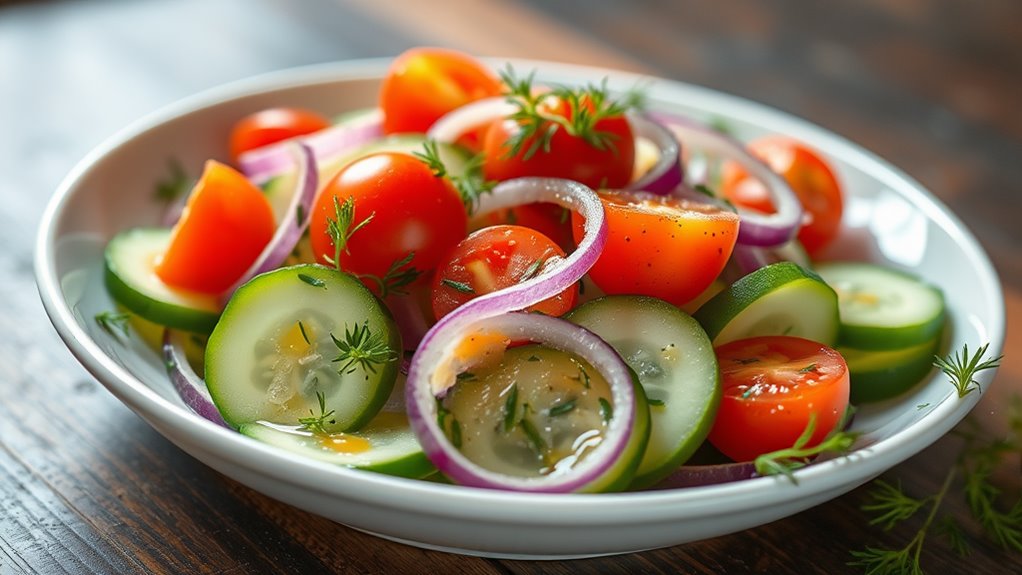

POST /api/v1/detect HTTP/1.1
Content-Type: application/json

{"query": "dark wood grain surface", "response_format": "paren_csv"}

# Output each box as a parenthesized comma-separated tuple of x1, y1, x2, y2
(4, 0, 1020, 573)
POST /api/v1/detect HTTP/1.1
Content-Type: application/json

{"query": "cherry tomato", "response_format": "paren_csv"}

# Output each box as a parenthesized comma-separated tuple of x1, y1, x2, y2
(571, 190, 740, 307)
(228, 107, 330, 164)
(308, 152, 467, 291)
(155, 160, 276, 294)
(431, 225, 577, 320)
(380, 47, 503, 135)
(722, 136, 843, 256)
(482, 95, 635, 190)
(484, 203, 574, 252)
(708, 336, 850, 463)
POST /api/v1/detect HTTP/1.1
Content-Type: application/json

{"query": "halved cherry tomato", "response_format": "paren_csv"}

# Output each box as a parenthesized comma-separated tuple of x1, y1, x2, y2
(228, 107, 330, 164)
(380, 47, 503, 135)
(708, 336, 850, 463)
(309, 152, 467, 291)
(722, 136, 843, 256)
(155, 160, 275, 294)
(571, 190, 739, 307)
(431, 225, 576, 320)
(482, 96, 635, 190)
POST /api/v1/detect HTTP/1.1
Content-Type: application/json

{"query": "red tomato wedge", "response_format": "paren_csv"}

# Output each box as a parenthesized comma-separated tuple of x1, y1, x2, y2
(154, 160, 276, 294)
(572, 191, 739, 307)
(228, 107, 330, 164)
(380, 47, 503, 135)
(708, 336, 850, 463)
(430, 225, 577, 320)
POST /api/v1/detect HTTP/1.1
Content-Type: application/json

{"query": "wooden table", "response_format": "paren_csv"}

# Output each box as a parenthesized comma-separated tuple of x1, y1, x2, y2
(4, 0, 1020, 572)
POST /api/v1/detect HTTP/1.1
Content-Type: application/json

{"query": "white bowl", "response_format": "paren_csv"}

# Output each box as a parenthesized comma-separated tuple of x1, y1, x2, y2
(35, 58, 1005, 559)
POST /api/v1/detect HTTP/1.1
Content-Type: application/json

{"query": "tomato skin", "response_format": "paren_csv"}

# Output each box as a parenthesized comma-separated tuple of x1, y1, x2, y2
(708, 336, 850, 463)
(308, 152, 468, 286)
(484, 203, 574, 252)
(431, 225, 577, 320)
(155, 160, 276, 294)
(571, 191, 739, 307)
(228, 107, 330, 164)
(722, 136, 843, 256)
(380, 47, 503, 134)
(482, 110, 635, 190)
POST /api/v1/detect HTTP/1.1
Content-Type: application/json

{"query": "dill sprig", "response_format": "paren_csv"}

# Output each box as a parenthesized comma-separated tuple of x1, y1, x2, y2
(754, 412, 859, 485)
(849, 392, 1021, 573)
(498, 66, 642, 161)
(324, 196, 374, 270)
(94, 310, 131, 338)
(155, 157, 190, 202)
(357, 252, 422, 298)
(297, 391, 336, 435)
(413, 140, 495, 215)
(330, 321, 397, 375)
(933, 342, 1002, 398)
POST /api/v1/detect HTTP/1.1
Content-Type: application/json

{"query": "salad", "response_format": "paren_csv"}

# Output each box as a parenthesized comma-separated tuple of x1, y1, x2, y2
(99, 47, 949, 493)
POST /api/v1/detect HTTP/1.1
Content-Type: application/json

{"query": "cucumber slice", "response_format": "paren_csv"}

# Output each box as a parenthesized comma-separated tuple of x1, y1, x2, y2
(840, 337, 940, 403)
(205, 264, 401, 432)
(263, 135, 473, 219)
(567, 295, 720, 489)
(104, 228, 221, 333)
(694, 262, 840, 347)
(816, 262, 945, 351)
(238, 410, 434, 479)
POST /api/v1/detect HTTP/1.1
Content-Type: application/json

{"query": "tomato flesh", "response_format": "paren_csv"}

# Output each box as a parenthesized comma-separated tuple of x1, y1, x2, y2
(572, 191, 739, 307)
(155, 160, 276, 294)
(709, 336, 850, 463)
(309, 152, 467, 290)
(229, 107, 330, 164)
(722, 136, 843, 256)
(380, 47, 503, 134)
(431, 225, 577, 320)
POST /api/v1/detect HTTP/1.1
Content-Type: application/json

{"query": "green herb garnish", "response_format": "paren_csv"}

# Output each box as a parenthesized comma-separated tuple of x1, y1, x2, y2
(297, 391, 336, 434)
(754, 412, 859, 485)
(933, 342, 1002, 398)
(358, 252, 422, 298)
(324, 196, 374, 270)
(330, 321, 397, 375)
(548, 399, 577, 417)
(298, 273, 326, 288)
(441, 278, 475, 294)
(94, 310, 131, 338)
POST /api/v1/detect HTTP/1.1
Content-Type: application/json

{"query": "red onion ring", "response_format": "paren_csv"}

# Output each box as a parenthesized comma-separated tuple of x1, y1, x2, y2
(162, 330, 228, 427)
(407, 312, 638, 492)
(426, 96, 517, 144)
(239, 109, 382, 185)
(650, 111, 803, 247)
(219, 142, 318, 305)
(626, 112, 683, 194)
(652, 461, 758, 489)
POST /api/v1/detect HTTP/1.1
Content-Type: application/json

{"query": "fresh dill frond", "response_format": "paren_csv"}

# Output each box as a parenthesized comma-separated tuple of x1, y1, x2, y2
(933, 342, 1002, 398)
(330, 321, 397, 375)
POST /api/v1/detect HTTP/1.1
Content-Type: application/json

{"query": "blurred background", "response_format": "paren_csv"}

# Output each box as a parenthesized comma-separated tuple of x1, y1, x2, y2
(2, 0, 1019, 573)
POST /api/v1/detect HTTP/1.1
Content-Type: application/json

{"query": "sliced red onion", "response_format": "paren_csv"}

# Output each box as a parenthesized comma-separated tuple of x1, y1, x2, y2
(385, 291, 432, 351)
(426, 96, 517, 144)
(219, 142, 318, 305)
(163, 330, 228, 427)
(239, 109, 382, 185)
(626, 112, 683, 194)
(650, 111, 803, 247)
(408, 313, 636, 492)
(406, 177, 623, 492)
(652, 461, 758, 489)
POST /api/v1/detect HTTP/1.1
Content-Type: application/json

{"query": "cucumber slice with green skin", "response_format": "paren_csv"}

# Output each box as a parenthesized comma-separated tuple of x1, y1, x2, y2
(263, 135, 473, 220)
(840, 337, 940, 403)
(205, 264, 401, 432)
(238, 410, 434, 479)
(104, 228, 221, 333)
(566, 295, 720, 489)
(816, 262, 945, 351)
(694, 261, 840, 347)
